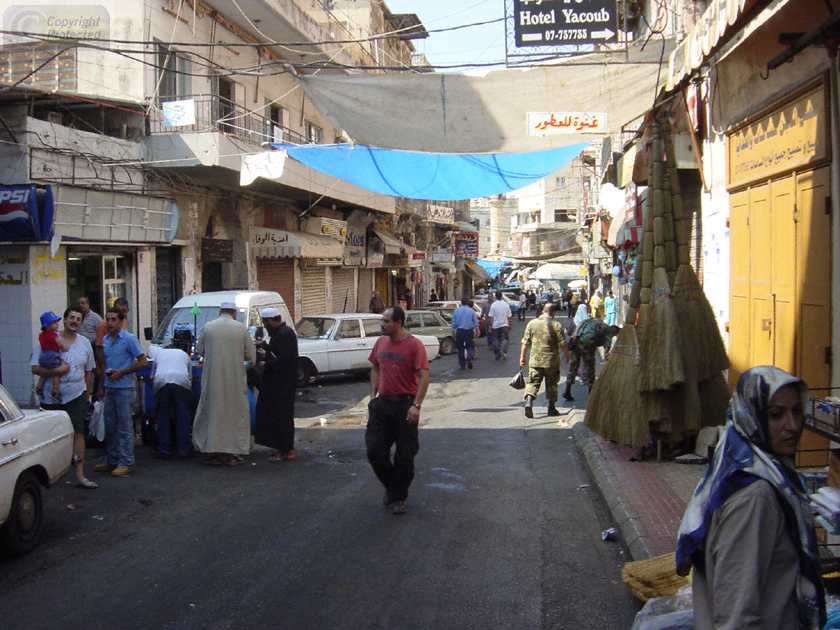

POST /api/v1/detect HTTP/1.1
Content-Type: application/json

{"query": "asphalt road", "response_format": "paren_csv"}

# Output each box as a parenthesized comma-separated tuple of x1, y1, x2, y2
(0, 313, 642, 629)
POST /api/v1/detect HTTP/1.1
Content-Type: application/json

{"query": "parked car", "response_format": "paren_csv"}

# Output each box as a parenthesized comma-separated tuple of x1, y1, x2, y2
(422, 302, 485, 337)
(0, 384, 73, 555)
(145, 290, 292, 359)
(296, 313, 439, 387)
(405, 310, 455, 355)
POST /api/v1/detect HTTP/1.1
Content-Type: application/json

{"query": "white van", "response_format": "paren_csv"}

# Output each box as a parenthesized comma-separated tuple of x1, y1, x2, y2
(145, 290, 291, 359)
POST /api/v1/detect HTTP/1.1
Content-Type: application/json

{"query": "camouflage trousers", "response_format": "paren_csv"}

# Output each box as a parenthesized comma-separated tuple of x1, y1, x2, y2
(524, 366, 560, 402)
(566, 339, 597, 388)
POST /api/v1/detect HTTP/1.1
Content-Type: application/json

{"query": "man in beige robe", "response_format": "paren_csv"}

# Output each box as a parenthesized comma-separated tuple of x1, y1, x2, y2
(192, 302, 257, 466)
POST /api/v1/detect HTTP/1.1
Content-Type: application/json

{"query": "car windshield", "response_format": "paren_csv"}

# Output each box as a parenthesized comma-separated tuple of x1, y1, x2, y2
(151, 307, 245, 346)
(296, 317, 337, 339)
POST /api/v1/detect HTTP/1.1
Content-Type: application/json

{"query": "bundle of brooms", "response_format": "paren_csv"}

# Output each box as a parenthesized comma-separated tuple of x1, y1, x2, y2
(586, 121, 730, 449)
(622, 552, 690, 602)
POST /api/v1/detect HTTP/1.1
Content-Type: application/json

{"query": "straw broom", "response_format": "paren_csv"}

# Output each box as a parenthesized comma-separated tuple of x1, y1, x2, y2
(584, 307, 646, 447)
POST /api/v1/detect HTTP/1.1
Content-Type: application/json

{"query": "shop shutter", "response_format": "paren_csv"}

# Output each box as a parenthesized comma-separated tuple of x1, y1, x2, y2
(256, 257, 295, 321)
(300, 267, 327, 316)
(358, 268, 374, 312)
(332, 268, 356, 313)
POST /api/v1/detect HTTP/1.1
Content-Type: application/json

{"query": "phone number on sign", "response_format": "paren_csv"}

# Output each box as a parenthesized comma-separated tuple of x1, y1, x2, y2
(544, 29, 588, 41)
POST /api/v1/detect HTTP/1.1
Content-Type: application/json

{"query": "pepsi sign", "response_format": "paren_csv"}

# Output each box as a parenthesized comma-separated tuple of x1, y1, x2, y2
(0, 184, 53, 241)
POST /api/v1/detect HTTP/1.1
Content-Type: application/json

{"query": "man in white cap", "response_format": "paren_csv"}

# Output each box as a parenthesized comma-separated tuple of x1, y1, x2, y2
(192, 301, 256, 466)
(254, 307, 299, 462)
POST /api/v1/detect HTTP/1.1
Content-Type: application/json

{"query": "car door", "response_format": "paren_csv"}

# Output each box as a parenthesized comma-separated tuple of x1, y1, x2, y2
(326, 318, 369, 371)
(0, 390, 26, 522)
(421, 312, 448, 339)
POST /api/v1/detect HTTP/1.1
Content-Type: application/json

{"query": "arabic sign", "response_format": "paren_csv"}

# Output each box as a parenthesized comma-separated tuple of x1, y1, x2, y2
(454, 233, 479, 256)
(727, 82, 827, 189)
(426, 204, 455, 225)
(512, 0, 617, 48)
(202, 238, 234, 263)
(0, 184, 53, 241)
(528, 111, 607, 136)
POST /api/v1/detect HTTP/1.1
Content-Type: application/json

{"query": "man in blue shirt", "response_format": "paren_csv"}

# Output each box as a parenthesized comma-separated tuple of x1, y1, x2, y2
(94, 306, 147, 477)
(451, 298, 479, 370)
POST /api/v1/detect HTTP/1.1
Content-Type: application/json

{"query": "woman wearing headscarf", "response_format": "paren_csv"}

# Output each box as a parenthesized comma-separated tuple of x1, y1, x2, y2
(676, 366, 826, 630)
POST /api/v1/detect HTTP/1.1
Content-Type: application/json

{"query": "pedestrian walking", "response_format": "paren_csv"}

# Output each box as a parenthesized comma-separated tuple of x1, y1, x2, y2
(604, 291, 617, 325)
(519, 303, 570, 419)
(488, 290, 512, 360)
(152, 326, 194, 459)
(676, 366, 826, 630)
(517, 293, 527, 321)
(192, 302, 256, 467)
(254, 307, 299, 462)
(480, 293, 494, 351)
(30, 306, 97, 489)
(563, 318, 619, 401)
(589, 290, 604, 319)
(94, 307, 148, 477)
(369, 290, 385, 314)
(451, 297, 479, 370)
(366, 307, 429, 515)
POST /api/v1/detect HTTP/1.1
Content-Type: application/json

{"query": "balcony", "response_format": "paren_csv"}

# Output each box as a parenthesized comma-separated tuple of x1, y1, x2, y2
(148, 95, 308, 147)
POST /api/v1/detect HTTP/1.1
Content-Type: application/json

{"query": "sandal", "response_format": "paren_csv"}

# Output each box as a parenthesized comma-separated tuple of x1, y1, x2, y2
(204, 455, 223, 466)
(268, 451, 294, 462)
(227, 455, 245, 466)
(74, 479, 98, 489)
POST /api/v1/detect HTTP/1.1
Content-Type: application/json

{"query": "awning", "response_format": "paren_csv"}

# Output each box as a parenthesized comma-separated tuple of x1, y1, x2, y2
(296, 40, 675, 155)
(533, 263, 584, 280)
(372, 229, 416, 255)
(466, 261, 491, 281)
(249, 226, 342, 259)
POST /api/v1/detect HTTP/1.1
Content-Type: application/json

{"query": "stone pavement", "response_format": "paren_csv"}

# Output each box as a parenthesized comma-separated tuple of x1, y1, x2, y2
(567, 404, 707, 562)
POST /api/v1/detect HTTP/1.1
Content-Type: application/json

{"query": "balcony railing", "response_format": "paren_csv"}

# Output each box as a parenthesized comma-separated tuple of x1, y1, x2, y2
(148, 94, 308, 146)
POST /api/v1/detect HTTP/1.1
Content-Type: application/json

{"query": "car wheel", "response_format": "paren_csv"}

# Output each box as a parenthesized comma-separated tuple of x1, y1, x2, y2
(0, 471, 43, 556)
(296, 359, 314, 388)
(439, 337, 455, 355)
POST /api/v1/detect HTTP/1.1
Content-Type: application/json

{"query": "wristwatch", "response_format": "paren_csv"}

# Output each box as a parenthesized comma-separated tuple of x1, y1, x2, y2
(412, 403, 421, 410)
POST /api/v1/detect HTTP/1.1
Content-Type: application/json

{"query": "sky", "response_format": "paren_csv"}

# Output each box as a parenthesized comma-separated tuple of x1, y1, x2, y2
(382, 0, 508, 71)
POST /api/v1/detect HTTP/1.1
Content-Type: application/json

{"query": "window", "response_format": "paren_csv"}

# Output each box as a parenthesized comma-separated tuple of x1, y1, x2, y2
(336, 319, 361, 339)
(363, 319, 382, 337)
(421, 313, 439, 327)
(213, 76, 236, 134)
(156, 44, 191, 99)
(405, 314, 422, 330)
(0, 44, 76, 91)
(306, 121, 323, 144)
(265, 103, 285, 143)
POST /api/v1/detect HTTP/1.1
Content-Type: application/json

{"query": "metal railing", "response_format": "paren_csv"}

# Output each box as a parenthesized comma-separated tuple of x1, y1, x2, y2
(148, 94, 308, 146)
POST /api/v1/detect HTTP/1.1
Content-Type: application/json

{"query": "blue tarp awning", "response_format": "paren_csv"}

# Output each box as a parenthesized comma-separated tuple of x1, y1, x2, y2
(274, 143, 589, 201)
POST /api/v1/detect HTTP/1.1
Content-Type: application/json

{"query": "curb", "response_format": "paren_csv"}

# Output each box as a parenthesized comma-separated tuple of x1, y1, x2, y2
(572, 421, 659, 561)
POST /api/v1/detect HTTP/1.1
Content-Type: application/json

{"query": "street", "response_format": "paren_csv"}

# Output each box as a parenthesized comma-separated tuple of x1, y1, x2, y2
(0, 316, 642, 629)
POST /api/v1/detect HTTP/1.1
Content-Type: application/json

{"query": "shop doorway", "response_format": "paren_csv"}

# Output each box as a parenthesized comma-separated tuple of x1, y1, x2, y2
(67, 253, 130, 320)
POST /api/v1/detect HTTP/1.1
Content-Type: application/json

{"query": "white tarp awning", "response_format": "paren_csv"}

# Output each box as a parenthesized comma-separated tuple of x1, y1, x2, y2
(372, 229, 416, 255)
(249, 226, 342, 259)
(297, 41, 674, 155)
(533, 263, 584, 280)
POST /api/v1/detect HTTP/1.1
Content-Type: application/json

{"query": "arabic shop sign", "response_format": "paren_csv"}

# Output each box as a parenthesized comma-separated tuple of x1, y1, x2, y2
(528, 111, 607, 136)
(426, 204, 455, 225)
(454, 233, 479, 256)
(512, 0, 617, 48)
(727, 82, 827, 189)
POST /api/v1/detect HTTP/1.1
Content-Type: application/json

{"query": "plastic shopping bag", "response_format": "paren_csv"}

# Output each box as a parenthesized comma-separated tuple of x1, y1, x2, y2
(88, 400, 105, 441)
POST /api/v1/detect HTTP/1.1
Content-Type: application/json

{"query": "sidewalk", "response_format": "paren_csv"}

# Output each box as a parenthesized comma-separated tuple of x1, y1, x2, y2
(569, 407, 707, 561)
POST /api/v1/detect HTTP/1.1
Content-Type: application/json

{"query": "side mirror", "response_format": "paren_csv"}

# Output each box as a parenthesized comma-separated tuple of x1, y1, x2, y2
(144, 326, 153, 341)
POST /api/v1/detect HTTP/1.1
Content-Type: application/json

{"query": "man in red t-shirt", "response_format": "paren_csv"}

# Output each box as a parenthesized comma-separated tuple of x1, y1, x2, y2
(367, 306, 429, 515)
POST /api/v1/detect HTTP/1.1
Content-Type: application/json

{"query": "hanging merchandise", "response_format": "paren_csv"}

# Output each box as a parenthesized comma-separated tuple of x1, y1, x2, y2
(585, 120, 730, 451)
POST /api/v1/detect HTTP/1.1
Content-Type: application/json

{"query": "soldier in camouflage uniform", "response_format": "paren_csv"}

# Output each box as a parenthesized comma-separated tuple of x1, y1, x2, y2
(519, 303, 570, 418)
(563, 318, 620, 401)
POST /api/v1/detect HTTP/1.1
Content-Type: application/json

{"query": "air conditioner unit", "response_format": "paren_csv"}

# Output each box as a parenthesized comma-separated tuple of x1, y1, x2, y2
(304, 217, 347, 243)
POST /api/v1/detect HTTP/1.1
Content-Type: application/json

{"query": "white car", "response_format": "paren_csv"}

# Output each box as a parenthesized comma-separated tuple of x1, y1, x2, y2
(296, 313, 439, 387)
(0, 384, 73, 555)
